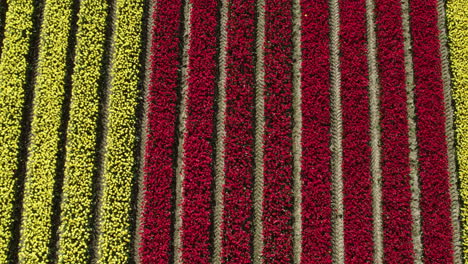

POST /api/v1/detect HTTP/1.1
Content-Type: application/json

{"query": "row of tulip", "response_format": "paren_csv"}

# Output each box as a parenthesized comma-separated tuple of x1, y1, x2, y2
(262, 0, 295, 262)
(96, 0, 145, 262)
(220, 0, 256, 262)
(299, 0, 333, 262)
(408, 0, 454, 261)
(180, 0, 218, 262)
(56, 0, 108, 263)
(446, 0, 468, 257)
(0, 0, 34, 262)
(338, 0, 374, 261)
(374, 0, 414, 261)
(139, 0, 182, 262)
(18, 0, 74, 262)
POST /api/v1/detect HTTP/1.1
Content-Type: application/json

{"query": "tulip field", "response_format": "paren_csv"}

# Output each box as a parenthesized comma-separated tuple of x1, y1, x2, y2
(1, 0, 468, 263)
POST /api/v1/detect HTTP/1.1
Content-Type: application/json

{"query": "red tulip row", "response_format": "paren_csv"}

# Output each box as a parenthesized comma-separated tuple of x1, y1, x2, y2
(139, 0, 182, 263)
(262, 0, 294, 262)
(339, 0, 374, 262)
(374, 0, 414, 262)
(220, 0, 256, 262)
(299, 0, 333, 262)
(181, 0, 218, 263)
(409, 0, 454, 261)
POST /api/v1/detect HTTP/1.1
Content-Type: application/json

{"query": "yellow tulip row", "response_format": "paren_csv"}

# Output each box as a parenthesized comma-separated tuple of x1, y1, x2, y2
(447, 0, 468, 257)
(18, 0, 73, 262)
(56, 0, 108, 263)
(96, 0, 145, 262)
(0, 0, 34, 262)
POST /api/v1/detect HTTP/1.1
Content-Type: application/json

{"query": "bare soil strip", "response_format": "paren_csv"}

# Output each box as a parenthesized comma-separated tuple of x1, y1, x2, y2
(211, 0, 229, 262)
(172, 1, 191, 263)
(365, 0, 384, 262)
(401, 0, 423, 262)
(253, 0, 266, 262)
(291, 0, 303, 263)
(329, 0, 345, 262)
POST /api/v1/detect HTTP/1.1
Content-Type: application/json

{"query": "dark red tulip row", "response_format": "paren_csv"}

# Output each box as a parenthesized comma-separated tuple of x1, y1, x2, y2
(181, 0, 219, 263)
(262, 0, 295, 262)
(220, 0, 256, 263)
(140, 1, 183, 263)
(338, 0, 374, 262)
(299, 0, 333, 263)
(409, 0, 454, 262)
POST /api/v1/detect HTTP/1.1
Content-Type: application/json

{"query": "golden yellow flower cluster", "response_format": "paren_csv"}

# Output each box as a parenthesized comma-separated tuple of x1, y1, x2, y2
(447, 0, 468, 257)
(96, 0, 144, 262)
(56, 0, 108, 263)
(18, 0, 73, 262)
(0, 0, 34, 262)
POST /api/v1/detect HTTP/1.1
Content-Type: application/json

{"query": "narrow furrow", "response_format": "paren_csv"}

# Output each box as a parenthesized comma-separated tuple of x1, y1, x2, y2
(299, 0, 332, 262)
(374, 0, 414, 261)
(219, 0, 256, 263)
(139, 0, 183, 263)
(291, 0, 303, 262)
(0, 0, 35, 262)
(56, 1, 108, 262)
(365, 0, 383, 261)
(338, 0, 374, 262)
(212, 0, 228, 262)
(252, 0, 266, 261)
(172, 1, 191, 263)
(96, 0, 145, 261)
(408, 0, 455, 262)
(18, 0, 74, 262)
(328, 0, 344, 261)
(262, 0, 294, 262)
(401, 0, 424, 261)
(181, 0, 218, 262)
